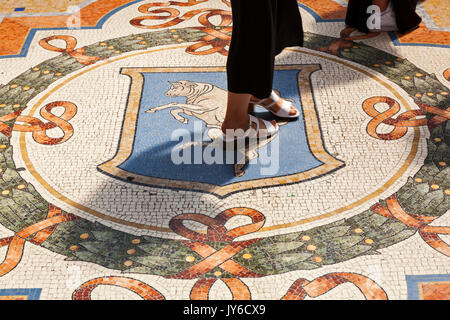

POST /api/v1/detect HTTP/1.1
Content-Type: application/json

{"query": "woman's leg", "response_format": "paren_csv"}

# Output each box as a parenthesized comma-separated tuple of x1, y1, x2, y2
(226, 0, 275, 100)
(223, 0, 277, 134)
(222, 92, 277, 134)
(224, 0, 303, 133)
(221, 92, 251, 133)
(344, 0, 419, 34)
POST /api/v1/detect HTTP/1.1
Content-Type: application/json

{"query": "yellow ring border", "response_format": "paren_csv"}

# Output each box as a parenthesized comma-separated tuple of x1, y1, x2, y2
(19, 45, 420, 234)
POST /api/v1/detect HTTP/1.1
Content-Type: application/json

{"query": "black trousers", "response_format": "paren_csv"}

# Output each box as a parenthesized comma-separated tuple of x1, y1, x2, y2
(345, 0, 421, 33)
(226, 0, 303, 100)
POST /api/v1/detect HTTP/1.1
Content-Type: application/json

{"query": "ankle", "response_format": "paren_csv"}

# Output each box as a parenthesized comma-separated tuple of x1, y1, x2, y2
(221, 116, 249, 134)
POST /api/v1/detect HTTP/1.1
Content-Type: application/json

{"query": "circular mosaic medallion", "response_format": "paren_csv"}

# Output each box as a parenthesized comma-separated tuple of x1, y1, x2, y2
(0, 28, 448, 278)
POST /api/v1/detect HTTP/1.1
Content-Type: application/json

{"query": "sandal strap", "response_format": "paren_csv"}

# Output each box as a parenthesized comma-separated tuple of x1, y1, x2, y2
(249, 114, 260, 132)
(249, 114, 278, 137)
(262, 118, 277, 135)
(254, 97, 271, 105)
(270, 91, 281, 102)
(253, 91, 299, 119)
(279, 99, 298, 117)
(270, 91, 299, 118)
(265, 101, 278, 110)
(254, 93, 278, 110)
(221, 122, 253, 142)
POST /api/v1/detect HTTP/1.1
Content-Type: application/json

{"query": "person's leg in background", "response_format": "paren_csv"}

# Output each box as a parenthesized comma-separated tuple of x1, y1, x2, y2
(390, 0, 421, 33)
(342, 0, 421, 37)
(342, 0, 372, 36)
(372, 0, 398, 32)
(342, 0, 391, 36)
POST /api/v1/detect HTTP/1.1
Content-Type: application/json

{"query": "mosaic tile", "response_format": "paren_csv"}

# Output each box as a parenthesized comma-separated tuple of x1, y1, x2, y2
(0, 288, 41, 300)
(406, 274, 450, 300)
(0, 0, 448, 301)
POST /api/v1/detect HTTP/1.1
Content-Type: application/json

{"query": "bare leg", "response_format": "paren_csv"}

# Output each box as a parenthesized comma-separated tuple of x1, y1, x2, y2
(221, 92, 276, 135)
(221, 92, 251, 134)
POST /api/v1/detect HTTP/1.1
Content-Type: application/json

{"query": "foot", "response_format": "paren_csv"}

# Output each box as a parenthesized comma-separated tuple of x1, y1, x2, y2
(221, 114, 278, 139)
(340, 26, 357, 39)
(249, 91, 299, 118)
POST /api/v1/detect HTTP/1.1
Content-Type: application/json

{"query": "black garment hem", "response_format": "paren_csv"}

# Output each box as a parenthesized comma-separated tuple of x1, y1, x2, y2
(228, 40, 303, 100)
(226, 0, 304, 101)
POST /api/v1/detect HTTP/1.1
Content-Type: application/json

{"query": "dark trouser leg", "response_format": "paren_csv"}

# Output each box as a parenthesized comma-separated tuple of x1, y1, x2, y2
(226, 0, 303, 100)
(345, 0, 372, 33)
(227, 0, 275, 100)
(390, 0, 422, 32)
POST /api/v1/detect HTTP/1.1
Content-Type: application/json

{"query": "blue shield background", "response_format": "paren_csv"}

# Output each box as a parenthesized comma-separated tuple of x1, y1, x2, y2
(118, 70, 326, 186)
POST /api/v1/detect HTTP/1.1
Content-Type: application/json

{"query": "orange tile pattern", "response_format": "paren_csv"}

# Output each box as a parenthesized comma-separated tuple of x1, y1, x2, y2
(0, 0, 448, 59)
(71, 272, 388, 300)
(190, 278, 251, 300)
(362, 96, 449, 140)
(0, 295, 28, 300)
(421, 0, 450, 28)
(396, 23, 450, 46)
(282, 273, 388, 300)
(297, 0, 346, 20)
(0, 0, 138, 56)
(73, 276, 166, 300)
(0, 0, 87, 14)
(444, 68, 450, 81)
(129, 2, 233, 56)
(420, 282, 450, 300)
(0, 100, 78, 145)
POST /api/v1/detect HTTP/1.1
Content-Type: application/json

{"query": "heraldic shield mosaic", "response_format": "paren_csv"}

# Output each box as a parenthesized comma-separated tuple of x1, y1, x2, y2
(0, 0, 449, 300)
(98, 65, 344, 197)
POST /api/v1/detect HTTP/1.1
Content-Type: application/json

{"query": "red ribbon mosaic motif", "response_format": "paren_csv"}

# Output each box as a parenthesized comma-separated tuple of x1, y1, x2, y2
(190, 277, 251, 300)
(168, 207, 265, 279)
(444, 68, 450, 82)
(188, 10, 232, 56)
(282, 273, 387, 300)
(167, 207, 264, 299)
(73, 276, 166, 300)
(0, 204, 78, 277)
(39, 35, 106, 66)
(71, 272, 388, 300)
(371, 194, 450, 257)
(0, 101, 77, 145)
(130, 1, 232, 56)
(69, 207, 389, 300)
(363, 96, 450, 140)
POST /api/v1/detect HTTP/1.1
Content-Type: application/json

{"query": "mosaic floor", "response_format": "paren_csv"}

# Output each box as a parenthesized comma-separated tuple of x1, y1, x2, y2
(0, 0, 448, 301)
